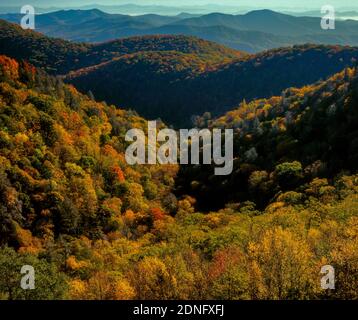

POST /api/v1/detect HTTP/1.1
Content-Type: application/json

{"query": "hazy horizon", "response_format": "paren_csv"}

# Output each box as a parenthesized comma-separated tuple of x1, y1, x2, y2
(1, 0, 358, 11)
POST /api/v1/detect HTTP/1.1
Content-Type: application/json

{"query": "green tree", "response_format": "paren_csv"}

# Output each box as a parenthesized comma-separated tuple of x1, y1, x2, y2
(274, 161, 303, 190)
(0, 246, 68, 300)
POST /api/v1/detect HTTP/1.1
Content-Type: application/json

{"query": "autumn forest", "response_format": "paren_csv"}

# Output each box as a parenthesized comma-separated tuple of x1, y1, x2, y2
(0, 7, 357, 301)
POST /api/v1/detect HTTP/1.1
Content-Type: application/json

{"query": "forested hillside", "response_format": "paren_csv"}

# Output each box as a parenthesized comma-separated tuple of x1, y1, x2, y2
(0, 54, 178, 260)
(0, 19, 243, 75)
(0, 56, 357, 299)
(67, 44, 358, 126)
(177, 67, 358, 211)
(2, 19, 358, 127)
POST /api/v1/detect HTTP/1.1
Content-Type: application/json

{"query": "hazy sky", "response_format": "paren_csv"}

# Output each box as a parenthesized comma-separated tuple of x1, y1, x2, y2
(1, 0, 357, 10)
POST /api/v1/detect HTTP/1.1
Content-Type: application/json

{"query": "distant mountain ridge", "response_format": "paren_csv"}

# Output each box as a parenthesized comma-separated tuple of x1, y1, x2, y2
(2, 9, 358, 52)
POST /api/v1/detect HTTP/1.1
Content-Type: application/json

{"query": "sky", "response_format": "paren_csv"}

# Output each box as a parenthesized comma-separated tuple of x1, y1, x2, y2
(0, 0, 357, 11)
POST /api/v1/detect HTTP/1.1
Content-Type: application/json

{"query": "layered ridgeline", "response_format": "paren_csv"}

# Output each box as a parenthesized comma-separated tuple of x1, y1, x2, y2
(2, 19, 358, 127)
(1, 55, 357, 300)
(2, 9, 358, 52)
(67, 44, 358, 126)
(0, 19, 243, 75)
(176, 67, 358, 211)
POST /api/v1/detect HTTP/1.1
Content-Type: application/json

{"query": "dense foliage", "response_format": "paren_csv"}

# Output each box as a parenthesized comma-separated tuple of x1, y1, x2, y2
(66, 50, 228, 124)
(67, 44, 358, 126)
(0, 54, 357, 300)
(0, 19, 242, 75)
(178, 67, 358, 211)
(2, 20, 357, 127)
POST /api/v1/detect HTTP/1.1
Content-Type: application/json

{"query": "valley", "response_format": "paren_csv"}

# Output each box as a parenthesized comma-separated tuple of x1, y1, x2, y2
(0, 5, 357, 301)
(2, 19, 358, 126)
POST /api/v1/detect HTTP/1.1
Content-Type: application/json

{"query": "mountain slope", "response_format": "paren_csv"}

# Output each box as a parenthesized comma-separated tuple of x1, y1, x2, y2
(2, 18, 358, 128)
(0, 54, 177, 243)
(0, 19, 244, 74)
(0, 52, 358, 301)
(176, 66, 358, 211)
(0, 19, 90, 74)
(66, 50, 220, 123)
(66, 44, 358, 126)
